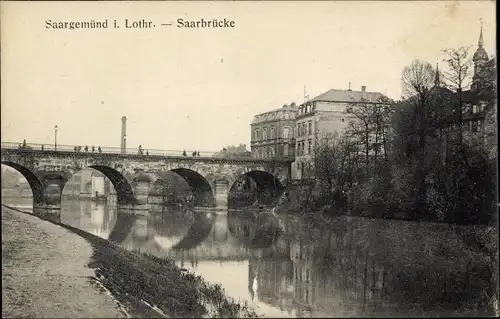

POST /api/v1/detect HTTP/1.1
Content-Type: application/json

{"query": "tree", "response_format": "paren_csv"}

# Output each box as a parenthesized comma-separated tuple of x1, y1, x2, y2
(441, 46, 473, 145)
(369, 96, 395, 167)
(401, 59, 436, 218)
(213, 144, 251, 159)
(312, 132, 356, 198)
(346, 99, 373, 176)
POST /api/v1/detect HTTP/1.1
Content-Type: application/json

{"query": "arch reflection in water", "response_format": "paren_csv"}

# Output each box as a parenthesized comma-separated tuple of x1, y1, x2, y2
(61, 199, 117, 238)
(171, 210, 215, 250)
(227, 208, 283, 249)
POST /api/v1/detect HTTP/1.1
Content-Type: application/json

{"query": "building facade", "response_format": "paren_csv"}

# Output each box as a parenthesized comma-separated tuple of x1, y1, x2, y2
(437, 24, 496, 160)
(64, 169, 115, 199)
(463, 25, 496, 158)
(292, 86, 390, 179)
(250, 103, 297, 160)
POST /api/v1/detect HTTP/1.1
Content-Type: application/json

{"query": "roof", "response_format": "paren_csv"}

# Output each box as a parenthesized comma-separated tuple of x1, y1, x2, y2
(254, 104, 297, 117)
(485, 57, 496, 67)
(308, 89, 386, 104)
(473, 47, 489, 62)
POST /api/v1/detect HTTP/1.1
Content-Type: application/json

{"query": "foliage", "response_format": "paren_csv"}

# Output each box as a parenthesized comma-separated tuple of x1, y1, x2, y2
(296, 51, 496, 226)
(213, 144, 252, 159)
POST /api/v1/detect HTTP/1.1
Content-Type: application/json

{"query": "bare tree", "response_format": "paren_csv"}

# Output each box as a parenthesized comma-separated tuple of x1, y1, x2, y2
(346, 99, 374, 176)
(372, 96, 395, 166)
(312, 132, 356, 199)
(441, 46, 473, 145)
(401, 59, 436, 218)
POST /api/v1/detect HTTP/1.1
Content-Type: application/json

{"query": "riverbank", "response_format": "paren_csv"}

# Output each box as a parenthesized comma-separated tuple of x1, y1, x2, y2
(2, 205, 259, 318)
(1, 206, 127, 318)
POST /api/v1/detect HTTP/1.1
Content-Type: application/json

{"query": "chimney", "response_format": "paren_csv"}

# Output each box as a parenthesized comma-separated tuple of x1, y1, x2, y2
(348, 82, 352, 91)
(121, 116, 127, 154)
(361, 86, 366, 92)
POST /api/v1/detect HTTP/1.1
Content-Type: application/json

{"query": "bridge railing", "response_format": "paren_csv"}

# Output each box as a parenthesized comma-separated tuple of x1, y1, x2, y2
(1, 142, 218, 157)
(1, 141, 293, 161)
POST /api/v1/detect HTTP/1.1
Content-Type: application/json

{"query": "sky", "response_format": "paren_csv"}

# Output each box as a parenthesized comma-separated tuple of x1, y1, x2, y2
(1, 1, 496, 152)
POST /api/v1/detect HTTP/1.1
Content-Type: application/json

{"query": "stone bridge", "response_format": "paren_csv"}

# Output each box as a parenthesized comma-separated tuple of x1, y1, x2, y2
(1, 147, 292, 220)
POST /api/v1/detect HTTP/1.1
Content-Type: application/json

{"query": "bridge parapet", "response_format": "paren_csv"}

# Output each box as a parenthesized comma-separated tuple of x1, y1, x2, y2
(2, 141, 295, 162)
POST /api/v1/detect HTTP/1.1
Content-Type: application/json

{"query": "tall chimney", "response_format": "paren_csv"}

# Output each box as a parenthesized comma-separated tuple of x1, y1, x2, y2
(361, 86, 366, 92)
(348, 82, 352, 91)
(121, 116, 127, 154)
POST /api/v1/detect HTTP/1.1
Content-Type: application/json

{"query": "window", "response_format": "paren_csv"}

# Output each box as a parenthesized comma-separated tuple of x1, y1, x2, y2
(270, 127, 275, 139)
(284, 112, 289, 119)
(308, 121, 312, 135)
(284, 144, 289, 156)
(472, 120, 481, 132)
(473, 104, 483, 114)
(308, 139, 312, 154)
(263, 128, 267, 140)
(283, 127, 291, 139)
(254, 129, 259, 141)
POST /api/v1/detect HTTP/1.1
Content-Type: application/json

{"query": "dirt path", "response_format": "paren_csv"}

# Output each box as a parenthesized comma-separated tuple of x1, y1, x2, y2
(1, 206, 127, 318)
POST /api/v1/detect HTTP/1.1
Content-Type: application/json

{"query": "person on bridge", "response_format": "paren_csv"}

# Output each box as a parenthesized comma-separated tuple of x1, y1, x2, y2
(192, 151, 196, 157)
(22, 139, 27, 148)
(41, 145, 44, 151)
(146, 150, 149, 155)
(197, 151, 200, 156)
(98, 146, 102, 153)
(84, 145, 88, 152)
(138, 145, 143, 155)
(74, 146, 77, 152)
(182, 150, 187, 156)
(92, 145, 95, 152)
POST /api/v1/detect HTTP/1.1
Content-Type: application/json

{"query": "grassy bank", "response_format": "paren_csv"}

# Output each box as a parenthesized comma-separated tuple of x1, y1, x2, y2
(4, 205, 258, 318)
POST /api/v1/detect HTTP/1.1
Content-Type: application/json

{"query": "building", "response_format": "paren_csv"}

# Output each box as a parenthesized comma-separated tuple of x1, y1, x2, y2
(64, 169, 115, 199)
(463, 24, 496, 158)
(250, 103, 297, 160)
(435, 23, 496, 160)
(292, 85, 390, 179)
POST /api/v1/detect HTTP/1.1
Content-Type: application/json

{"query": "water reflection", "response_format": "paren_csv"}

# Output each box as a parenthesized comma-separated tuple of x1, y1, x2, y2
(7, 197, 492, 318)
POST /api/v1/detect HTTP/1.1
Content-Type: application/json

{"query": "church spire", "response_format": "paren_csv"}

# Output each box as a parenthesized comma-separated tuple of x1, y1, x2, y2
(473, 18, 488, 63)
(434, 63, 440, 87)
(478, 18, 484, 48)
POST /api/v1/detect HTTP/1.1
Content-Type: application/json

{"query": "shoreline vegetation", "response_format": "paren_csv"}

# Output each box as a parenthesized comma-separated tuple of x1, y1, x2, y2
(3, 205, 259, 319)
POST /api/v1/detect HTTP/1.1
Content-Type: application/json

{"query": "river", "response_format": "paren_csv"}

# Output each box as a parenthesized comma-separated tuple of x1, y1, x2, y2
(2, 196, 495, 318)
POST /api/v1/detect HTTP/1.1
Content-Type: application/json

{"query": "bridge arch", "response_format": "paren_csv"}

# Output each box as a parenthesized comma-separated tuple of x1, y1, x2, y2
(171, 168, 215, 207)
(1, 161, 45, 206)
(62, 165, 136, 206)
(147, 168, 215, 208)
(228, 170, 285, 208)
(147, 171, 191, 207)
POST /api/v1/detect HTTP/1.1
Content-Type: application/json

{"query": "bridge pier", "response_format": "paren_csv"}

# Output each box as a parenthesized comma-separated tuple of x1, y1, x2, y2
(214, 179, 229, 211)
